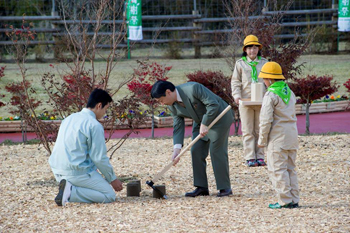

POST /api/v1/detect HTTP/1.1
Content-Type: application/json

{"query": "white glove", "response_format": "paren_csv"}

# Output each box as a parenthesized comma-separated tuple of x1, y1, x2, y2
(172, 148, 181, 166)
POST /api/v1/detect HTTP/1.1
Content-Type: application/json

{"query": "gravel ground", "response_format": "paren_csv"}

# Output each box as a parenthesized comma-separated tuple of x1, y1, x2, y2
(1, 134, 349, 232)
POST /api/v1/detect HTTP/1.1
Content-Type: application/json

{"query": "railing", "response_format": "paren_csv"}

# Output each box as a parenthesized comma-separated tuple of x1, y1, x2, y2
(0, 16, 61, 21)
(261, 8, 337, 15)
(0, 8, 341, 57)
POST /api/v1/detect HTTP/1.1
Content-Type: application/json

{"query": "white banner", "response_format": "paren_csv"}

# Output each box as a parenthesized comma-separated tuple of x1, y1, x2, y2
(338, 0, 350, 31)
(128, 26, 143, 41)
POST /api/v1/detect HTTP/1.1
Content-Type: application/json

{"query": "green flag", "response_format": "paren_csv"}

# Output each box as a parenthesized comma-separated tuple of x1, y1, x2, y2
(338, 0, 350, 31)
(126, 0, 143, 40)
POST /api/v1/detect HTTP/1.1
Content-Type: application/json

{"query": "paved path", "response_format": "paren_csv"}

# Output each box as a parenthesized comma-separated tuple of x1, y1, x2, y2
(1, 111, 349, 143)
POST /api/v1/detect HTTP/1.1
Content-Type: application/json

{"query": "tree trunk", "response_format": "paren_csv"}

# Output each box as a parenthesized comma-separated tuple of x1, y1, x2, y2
(305, 103, 310, 135)
(151, 105, 155, 139)
(234, 118, 240, 136)
(151, 113, 155, 139)
(233, 108, 240, 136)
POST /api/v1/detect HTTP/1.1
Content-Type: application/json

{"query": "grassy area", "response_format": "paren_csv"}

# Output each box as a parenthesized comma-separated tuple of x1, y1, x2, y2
(0, 139, 41, 146)
(1, 51, 349, 118)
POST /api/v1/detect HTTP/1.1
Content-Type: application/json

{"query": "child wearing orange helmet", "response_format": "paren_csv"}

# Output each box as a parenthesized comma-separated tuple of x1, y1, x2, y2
(231, 35, 268, 167)
(258, 61, 299, 209)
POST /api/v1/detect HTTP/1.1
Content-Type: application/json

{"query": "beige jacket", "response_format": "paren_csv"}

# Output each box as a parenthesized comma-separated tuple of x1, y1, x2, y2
(231, 57, 268, 100)
(258, 91, 298, 150)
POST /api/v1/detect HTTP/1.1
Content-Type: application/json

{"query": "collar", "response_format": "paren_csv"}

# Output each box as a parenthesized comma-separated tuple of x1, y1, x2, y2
(176, 88, 183, 102)
(82, 108, 96, 119)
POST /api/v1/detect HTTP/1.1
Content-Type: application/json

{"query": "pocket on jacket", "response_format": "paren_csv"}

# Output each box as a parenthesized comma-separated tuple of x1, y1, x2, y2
(242, 69, 252, 83)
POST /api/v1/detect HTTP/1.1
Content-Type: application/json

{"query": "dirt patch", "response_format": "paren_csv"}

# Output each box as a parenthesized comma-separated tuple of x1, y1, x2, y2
(0, 134, 349, 232)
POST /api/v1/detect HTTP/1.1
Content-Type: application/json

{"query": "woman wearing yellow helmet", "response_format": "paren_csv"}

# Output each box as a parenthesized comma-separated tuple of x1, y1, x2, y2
(257, 61, 299, 209)
(231, 35, 268, 167)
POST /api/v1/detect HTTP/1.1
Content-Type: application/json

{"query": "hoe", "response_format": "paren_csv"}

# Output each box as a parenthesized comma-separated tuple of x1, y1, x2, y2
(146, 105, 232, 199)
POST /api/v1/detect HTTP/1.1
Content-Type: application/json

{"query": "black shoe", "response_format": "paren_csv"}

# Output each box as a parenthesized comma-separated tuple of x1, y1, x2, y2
(55, 179, 72, 206)
(185, 187, 209, 197)
(282, 202, 299, 209)
(217, 188, 233, 197)
(291, 203, 299, 208)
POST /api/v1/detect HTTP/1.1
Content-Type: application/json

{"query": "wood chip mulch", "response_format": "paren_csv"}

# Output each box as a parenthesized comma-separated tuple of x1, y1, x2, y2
(1, 134, 349, 232)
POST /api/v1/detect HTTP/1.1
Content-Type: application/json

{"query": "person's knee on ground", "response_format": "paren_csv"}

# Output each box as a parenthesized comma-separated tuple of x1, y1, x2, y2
(104, 190, 116, 203)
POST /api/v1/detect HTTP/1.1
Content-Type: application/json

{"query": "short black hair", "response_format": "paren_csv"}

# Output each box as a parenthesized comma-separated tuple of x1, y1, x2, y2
(151, 80, 175, 98)
(86, 88, 112, 108)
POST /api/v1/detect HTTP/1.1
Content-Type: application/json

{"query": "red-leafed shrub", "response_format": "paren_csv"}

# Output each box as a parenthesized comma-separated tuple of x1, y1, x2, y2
(41, 71, 102, 118)
(186, 70, 240, 135)
(5, 20, 36, 62)
(5, 81, 41, 110)
(127, 60, 172, 138)
(289, 75, 339, 104)
(5, 80, 60, 148)
(344, 79, 350, 111)
(289, 75, 339, 134)
(344, 79, 350, 93)
(4, 7, 136, 159)
(186, 70, 234, 107)
(127, 61, 172, 105)
(5, 23, 35, 41)
(4, 21, 56, 153)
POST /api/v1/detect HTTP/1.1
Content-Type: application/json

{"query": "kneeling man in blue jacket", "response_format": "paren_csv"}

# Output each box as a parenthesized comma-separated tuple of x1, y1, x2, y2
(49, 88, 123, 206)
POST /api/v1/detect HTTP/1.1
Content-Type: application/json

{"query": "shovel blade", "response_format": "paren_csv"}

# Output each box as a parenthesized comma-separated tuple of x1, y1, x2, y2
(146, 180, 167, 199)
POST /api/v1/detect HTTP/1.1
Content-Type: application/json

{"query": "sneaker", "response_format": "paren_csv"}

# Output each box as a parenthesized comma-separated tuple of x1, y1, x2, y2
(269, 202, 299, 209)
(246, 159, 258, 167)
(55, 179, 72, 206)
(257, 159, 266, 166)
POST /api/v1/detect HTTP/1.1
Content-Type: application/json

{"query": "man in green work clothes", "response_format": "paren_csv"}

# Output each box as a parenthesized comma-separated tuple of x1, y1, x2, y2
(151, 80, 234, 197)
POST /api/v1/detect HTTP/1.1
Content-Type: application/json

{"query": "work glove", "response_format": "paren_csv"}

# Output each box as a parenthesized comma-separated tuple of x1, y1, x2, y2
(172, 148, 181, 166)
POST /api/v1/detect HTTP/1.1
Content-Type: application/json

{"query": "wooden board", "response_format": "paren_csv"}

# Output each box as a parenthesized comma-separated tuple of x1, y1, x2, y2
(239, 98, 262, 106)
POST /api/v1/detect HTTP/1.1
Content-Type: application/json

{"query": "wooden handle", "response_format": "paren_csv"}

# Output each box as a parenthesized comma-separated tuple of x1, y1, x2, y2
(152, 105, 232, 182)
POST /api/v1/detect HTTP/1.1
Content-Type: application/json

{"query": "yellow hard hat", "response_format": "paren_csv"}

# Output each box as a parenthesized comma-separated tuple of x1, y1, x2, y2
(242, 35, 262, 51)
(258, 62, 285, 80)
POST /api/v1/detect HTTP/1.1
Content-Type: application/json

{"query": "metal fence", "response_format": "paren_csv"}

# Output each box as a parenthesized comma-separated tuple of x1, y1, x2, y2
(0, 0, 335, 16)
(0, 0, 344, 58)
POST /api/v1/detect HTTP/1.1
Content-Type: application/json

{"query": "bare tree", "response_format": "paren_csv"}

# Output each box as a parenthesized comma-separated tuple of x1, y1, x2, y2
(217, 0, 317, 135)
(5, 20, 54, 153)
(57, 0, 127, 90)
(3, 0, 147, 157)
(220, 0, 264, 71)
(41, 0, 149, 158)
(221, 0, 314, 79)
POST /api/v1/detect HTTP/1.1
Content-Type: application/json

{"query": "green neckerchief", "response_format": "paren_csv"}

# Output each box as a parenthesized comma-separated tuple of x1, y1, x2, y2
(242, 56, 261, 83)
(268, 81, 291, 104)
